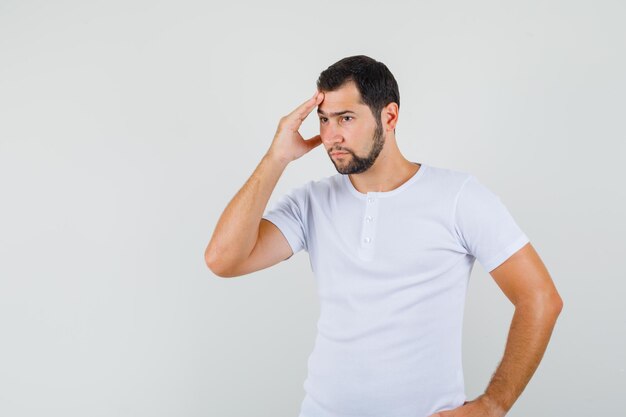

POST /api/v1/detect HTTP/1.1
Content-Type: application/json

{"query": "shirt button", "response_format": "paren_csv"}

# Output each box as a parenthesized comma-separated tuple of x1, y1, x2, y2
(367, 197, 374, 203)
(363, 237, 372, 243)
(365, 216, 373, 222)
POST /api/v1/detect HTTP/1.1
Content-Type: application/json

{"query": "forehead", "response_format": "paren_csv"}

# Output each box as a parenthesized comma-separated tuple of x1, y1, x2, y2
(318, 81, 367, 114)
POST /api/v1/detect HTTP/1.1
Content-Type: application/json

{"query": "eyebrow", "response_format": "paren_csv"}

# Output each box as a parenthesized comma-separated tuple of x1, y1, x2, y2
(317, 109, 356, 117)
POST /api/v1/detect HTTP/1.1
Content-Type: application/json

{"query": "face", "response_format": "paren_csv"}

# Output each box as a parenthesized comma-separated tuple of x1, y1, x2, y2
(317, 81, 385, 175)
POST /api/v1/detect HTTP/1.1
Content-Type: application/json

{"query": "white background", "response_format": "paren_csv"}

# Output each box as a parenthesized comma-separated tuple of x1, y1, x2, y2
(1, 0, 624, 416)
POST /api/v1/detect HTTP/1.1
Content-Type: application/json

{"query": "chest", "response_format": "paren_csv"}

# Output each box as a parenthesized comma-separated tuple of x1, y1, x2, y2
(307, 195, 460, 272)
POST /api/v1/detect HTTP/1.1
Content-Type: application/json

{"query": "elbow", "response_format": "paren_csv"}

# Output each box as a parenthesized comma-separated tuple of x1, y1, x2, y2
(544, 286, 564, 317)
(520, 291, 564, 319)
(551, 293, 564, 316)
(206, 259, 231, 278)
(205, 247, 230, 278)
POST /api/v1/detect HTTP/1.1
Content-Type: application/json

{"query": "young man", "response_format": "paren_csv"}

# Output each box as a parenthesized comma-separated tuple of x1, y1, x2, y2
(205, 55, 563, 417)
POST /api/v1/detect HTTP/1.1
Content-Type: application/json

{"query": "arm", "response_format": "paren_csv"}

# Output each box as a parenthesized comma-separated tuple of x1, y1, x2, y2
(479, 242, 563, 415)
(430, 242, 563, 417)
(205, 90, 324, 276)
(204, 152, 289, 276)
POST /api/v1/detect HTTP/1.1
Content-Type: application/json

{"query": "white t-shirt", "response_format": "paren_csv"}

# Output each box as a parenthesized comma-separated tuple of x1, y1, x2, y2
(262, 162, 530, 417)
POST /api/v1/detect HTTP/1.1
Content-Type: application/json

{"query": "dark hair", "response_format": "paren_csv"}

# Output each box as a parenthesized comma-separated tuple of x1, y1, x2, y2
(316, 55, 400, 125)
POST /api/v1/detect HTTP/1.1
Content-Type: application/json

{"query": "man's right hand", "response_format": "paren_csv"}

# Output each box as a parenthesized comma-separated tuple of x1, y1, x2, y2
(267, 90, 325, 164)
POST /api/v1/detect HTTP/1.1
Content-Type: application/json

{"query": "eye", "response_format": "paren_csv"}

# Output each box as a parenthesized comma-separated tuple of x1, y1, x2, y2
(342, 116, 353, 122)
(319, 117, 328, 123)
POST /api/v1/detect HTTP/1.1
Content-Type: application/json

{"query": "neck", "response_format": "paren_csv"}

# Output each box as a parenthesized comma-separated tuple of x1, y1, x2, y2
(348, 143, 421, 193)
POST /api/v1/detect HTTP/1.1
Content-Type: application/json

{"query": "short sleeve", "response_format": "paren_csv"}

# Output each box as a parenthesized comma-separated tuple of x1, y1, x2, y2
(261, 183, 309, 256)
(453, 175, 530, 272)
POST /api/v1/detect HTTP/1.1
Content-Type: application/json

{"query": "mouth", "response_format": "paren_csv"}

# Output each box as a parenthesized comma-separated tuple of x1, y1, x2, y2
(331, 152, 349, 157)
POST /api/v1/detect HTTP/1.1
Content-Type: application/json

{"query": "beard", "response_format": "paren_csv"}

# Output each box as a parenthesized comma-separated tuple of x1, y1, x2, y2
(330, 119, 385, 175)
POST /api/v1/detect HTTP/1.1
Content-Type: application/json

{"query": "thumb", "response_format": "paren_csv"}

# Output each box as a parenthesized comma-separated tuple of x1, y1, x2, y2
(304, 134, 322, 151)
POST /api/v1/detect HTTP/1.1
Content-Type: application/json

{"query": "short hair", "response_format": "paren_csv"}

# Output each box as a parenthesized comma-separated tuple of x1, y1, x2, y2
(316, 55, 400, 125)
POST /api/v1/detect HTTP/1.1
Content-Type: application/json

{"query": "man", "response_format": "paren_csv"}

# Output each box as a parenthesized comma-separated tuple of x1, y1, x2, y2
(205, 55, 563, 417)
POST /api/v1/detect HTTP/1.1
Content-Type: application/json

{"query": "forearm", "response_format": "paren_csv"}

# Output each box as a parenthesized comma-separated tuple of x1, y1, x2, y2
(481, 299, 562, 415)
(205, 151, 289, 271)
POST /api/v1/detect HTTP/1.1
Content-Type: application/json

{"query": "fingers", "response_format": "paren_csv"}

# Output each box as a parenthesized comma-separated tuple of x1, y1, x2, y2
(287, 90, 324, 124)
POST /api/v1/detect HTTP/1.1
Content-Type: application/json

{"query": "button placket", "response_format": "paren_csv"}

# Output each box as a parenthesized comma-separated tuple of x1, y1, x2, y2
(360, 193, 379, 250)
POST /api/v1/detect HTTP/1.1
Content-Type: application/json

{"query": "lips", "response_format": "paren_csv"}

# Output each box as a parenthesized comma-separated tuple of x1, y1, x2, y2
(331, 152, 348, 156)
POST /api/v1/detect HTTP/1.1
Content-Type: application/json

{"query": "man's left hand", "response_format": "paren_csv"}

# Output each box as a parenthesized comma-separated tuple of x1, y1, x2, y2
(427, 395, 507, 417)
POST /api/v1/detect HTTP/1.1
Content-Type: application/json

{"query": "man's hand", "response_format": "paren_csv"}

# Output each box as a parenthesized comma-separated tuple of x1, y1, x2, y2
(267, 90, 325, 164)
(428, 395, 507, 417)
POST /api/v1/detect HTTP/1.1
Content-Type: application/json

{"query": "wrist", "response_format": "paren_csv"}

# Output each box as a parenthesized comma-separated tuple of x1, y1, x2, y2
(477, 393, 508, 417)
(265, 149, 291, 166)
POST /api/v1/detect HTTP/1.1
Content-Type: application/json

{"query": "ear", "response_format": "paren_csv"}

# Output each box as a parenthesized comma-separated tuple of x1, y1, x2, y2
(381, 102, 399, 131)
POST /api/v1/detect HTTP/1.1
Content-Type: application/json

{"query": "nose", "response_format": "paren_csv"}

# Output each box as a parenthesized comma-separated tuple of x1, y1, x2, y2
(321, 122, 344, 150)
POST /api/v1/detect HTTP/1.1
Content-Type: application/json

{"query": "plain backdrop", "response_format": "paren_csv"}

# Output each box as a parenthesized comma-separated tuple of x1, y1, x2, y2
(1, 1, 624, 416)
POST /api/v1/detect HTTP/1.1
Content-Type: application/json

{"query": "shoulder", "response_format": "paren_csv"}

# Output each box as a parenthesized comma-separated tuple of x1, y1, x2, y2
(278, 173, 341, 205)
(303, 173, 343, 197)
(420, 163, 475, 195)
